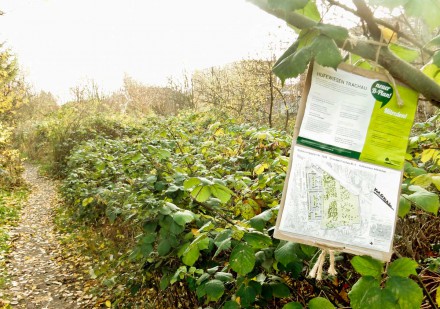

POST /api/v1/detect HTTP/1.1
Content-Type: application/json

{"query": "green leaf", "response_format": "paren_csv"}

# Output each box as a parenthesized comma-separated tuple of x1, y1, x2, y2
(426, 34, 440, 48)
(170, 221, 185, 235)
(296, 1, 321, 21)
(387, 258, 418, 277)
(385, 277, 423, 309)
(312, 35, 343, 69)
(249, 208, 274, 231)
(282, 302, 303, 309)
(404, 0, 440, 29)
(170, 266, 187, 284)
(273, 45, 314, 84)
(172, 210, 195, 226)
(389, 43, 420, 62)
(268, 0, 308, 11)
(349, 276, 396, 309)
(191, 185, 211, 202)
(160, 274, 171, 290)
(271, 282, 290, 298)
(433, 51, 440, 67)
(160, 202, 179, 215)
(230, 243, 256, 276)
(143, 221, 157, 233)
(243, 232, 272, 249)
(140, 233, 156, 244)
(157, 238, 172, 256)
(275, 242, 298, 267)
(196, 236, 210, 250)
(214, 272, 233, 282)
(205, 279, 225, 301)
(184, 177, 201, 189)
(196, 283, 206, 297)
(314, 23, 349, 41)
(210, 183, 233, 203)
(237, 281, 260, 307)
(300, 244, 318, 258)
(182, 244, 200, 266)
(404, 162, 427, 177)
(351, 256, 383, 278)
(214, 237, 231, 258)
(398, 196, 411, 218)
(405, 187, 439, 214)
(308, 297, 335, 309)
(274, 41, 299, 68)
(222, 301, 240, 309)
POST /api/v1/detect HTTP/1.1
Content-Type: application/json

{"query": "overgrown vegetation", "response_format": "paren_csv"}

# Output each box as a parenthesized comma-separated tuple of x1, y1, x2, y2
(3, 0, 440, 307)
(0, 43, 27, 293)
(15, 104, 437, 308)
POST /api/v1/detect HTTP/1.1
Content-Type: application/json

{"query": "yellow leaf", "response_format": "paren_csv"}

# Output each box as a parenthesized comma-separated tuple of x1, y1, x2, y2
(254, 163, 268, 175)
(431, 175, 440, 190)
(105, 300, 111, 308)
(191, 228, 200, 236)
(214, 128, 224, 136)
(379, 25, 398, 43)
(410, 174, 433, 188)
(421, 149, 439, 163)
(436, 287, 440, 306)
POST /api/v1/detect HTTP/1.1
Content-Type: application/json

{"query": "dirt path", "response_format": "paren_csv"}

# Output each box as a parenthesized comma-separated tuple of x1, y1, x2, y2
(0, 165, 92, 308)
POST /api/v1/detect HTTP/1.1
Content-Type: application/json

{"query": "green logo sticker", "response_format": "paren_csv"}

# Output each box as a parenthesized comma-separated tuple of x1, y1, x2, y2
(371, 81, 393, 107)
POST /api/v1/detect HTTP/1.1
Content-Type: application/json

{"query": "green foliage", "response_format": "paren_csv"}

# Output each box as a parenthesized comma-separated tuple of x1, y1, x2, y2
(0, 122, 24, 189)
(349, 257, 423, 309)
(401, 114, 440, 217)
(57, 113, 308, 306)
(351, 256, 384, 278)
(38, 111, 434, 307)
(273, 30, 344, 84)
(15, 104, 142, 177)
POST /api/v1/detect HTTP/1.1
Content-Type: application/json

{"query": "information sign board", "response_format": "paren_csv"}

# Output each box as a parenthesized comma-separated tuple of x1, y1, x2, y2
(274, 63, 418, 261)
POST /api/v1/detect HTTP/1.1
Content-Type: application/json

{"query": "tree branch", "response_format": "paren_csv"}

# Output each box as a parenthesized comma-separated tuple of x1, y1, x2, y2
(326, 0, 432, 55)
(352, 0, 381, 40)
(247, 0, 440, 108)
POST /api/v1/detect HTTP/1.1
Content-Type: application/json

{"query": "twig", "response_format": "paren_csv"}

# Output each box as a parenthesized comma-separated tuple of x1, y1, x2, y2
(194, 200, 236, 226)
(411, 273, 439, 309)
(165, 127, 196, 175)
(326, 0, 433, 56)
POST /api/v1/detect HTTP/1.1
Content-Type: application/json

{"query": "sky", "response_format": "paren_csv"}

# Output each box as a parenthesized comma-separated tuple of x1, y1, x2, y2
(0, 0, 295, 102)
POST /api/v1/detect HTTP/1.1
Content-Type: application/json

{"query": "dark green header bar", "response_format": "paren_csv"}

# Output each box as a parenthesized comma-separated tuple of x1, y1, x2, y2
(297, 137, 361, 160)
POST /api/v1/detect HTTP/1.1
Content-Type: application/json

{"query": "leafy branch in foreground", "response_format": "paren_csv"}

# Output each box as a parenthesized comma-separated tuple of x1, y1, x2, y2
(247, 0, 440, 106)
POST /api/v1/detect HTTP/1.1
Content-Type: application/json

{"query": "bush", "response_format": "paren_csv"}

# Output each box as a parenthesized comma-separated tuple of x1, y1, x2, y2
(0, 122, 24, 189)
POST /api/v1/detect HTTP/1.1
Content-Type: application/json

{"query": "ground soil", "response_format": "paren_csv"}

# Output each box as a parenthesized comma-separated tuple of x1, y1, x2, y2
(0, 165, 95, 308)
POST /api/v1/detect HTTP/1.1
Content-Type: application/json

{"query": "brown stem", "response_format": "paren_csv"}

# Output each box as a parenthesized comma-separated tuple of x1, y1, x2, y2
(352, 0, 381, 40)
(327, 0, 432, 55)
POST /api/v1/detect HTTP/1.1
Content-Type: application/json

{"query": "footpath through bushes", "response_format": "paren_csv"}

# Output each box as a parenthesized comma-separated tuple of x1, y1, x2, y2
(20, 110, 440, 308)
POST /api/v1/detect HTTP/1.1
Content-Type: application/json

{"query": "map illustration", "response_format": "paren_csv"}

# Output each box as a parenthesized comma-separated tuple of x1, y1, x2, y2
(279, 146, 398, 252)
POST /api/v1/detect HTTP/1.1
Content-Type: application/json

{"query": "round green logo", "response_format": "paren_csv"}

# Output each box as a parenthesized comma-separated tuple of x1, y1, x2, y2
(371, 81, 393, 107)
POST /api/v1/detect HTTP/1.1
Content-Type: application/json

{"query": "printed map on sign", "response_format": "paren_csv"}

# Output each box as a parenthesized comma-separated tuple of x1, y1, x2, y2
(279, 145, 400, 253)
